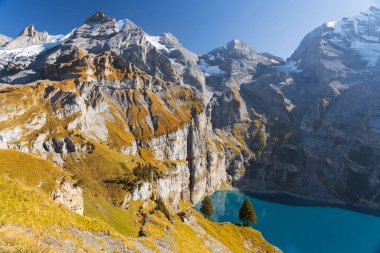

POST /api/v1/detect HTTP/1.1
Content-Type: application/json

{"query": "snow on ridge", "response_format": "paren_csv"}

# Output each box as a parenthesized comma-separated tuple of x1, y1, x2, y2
(48, 28, 76, 43)
(326, 21, 336, 28)
(48, 34, 64, 43)
(0, 40, 60, 63)
(0, 27, 76, 62)
(326, 8, 380, 67)
(117, 20, 125, 31)
(57, 28, 77, 42)
(145, 34, 169, 52)
(0, 44, 46, 58)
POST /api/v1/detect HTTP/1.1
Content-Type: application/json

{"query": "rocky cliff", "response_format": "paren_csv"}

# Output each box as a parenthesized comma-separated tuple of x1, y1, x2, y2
(235, 7, 380, 211)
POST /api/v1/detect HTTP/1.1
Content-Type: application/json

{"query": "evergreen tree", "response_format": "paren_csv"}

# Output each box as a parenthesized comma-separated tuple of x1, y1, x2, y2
(239, 198, 257, 226)
(200, 196, 214, 218)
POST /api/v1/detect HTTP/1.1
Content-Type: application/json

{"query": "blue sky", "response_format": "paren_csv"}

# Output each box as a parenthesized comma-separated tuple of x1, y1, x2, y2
(0, 0, 378, 58)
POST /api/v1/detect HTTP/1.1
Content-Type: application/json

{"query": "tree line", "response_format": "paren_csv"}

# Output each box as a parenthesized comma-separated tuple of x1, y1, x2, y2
(200, 196, 257, 226)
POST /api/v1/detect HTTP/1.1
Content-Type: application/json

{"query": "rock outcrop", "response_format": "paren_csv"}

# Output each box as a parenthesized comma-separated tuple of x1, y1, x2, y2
(3, 25, 51, 50)
(52, 179, 84, 215)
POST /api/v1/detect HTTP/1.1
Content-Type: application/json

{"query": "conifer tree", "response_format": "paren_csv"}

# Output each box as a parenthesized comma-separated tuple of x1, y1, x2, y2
(200, 196, 214, 218)
(239, 198, 257, 226)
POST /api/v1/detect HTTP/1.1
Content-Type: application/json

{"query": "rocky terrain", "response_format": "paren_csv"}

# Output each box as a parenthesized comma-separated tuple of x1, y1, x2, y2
(1, 6, 380, 252)
(237, 6, 380, 211)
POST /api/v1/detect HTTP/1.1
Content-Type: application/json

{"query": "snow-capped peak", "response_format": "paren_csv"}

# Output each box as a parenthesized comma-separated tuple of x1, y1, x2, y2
(326, 7, 380, 67)
(47, 28, 76, 44)
(326, 21, 336, 28)
(117, 20, 126, 31)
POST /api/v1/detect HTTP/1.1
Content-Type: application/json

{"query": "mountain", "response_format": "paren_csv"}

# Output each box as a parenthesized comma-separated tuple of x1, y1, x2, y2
(236, 7, 380, 210)
(0, 11, 281, 252)
(1, 6, 380, 252)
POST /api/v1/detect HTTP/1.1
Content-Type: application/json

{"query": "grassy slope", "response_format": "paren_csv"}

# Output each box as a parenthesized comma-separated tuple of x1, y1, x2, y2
(0, 149, 280, 253)
(141, 208, 280, 253)
(0, 173, 136, 252)
(0, 149, 139, 251)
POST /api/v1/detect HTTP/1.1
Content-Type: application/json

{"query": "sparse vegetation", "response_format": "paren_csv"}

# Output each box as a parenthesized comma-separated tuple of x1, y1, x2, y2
(200, 196, 215, 218)
(239, 198, 257, 226)
(133, 162, 161, 182)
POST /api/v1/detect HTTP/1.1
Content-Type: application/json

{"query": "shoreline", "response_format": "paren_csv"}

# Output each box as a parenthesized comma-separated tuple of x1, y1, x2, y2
(192, 187, 380, 217)
(235, 189, 380, 218)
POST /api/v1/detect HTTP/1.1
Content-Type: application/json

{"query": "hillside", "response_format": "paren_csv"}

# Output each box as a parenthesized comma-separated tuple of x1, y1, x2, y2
(0, 149, 279, 252)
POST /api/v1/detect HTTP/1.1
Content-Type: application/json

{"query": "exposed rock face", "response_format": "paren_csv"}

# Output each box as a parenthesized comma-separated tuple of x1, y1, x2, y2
(236, 7, 380, 211)
(84, 11, 114, 24)
(4, 25, 51, 49)
(2, 8, 380, 215)
(132, 182, 152, 200)
(52, 179, 84, 215)
(200, 39, 283, 91)
(131, 112, 229, 208)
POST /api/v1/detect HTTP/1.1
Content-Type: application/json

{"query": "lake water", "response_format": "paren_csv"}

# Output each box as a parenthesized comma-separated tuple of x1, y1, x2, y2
(194, 190, 380, 253)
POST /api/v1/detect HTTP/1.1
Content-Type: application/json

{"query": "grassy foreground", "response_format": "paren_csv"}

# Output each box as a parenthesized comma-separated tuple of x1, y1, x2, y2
(0, 149, 280, 252)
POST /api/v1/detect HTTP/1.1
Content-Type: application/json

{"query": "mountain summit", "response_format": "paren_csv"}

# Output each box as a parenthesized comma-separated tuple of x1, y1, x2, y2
(84, 11, 114, 24)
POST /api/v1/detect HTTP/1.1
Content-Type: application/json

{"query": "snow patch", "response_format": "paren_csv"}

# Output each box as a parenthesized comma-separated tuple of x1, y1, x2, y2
(59, 28, 76, 42)
(48, 28, 76, 43)
(145, 34, 169, 52)
(117, 20, 125, 31)
(270, 59, 280, 64)
(362, 35, 379, 42)
(199, 59, 227, 77)
(0, 44, 46, 58)
(327, 8, 380, 67)
(326, 21, 337, 28)
(273, 60, 303, 73)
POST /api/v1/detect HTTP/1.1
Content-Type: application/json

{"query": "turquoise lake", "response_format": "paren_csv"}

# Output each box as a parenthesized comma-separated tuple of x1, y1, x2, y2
(194, 190, 380, 253)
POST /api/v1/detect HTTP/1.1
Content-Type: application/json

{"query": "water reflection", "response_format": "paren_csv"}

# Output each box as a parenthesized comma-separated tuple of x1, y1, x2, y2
(194, 190, 380, 253)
